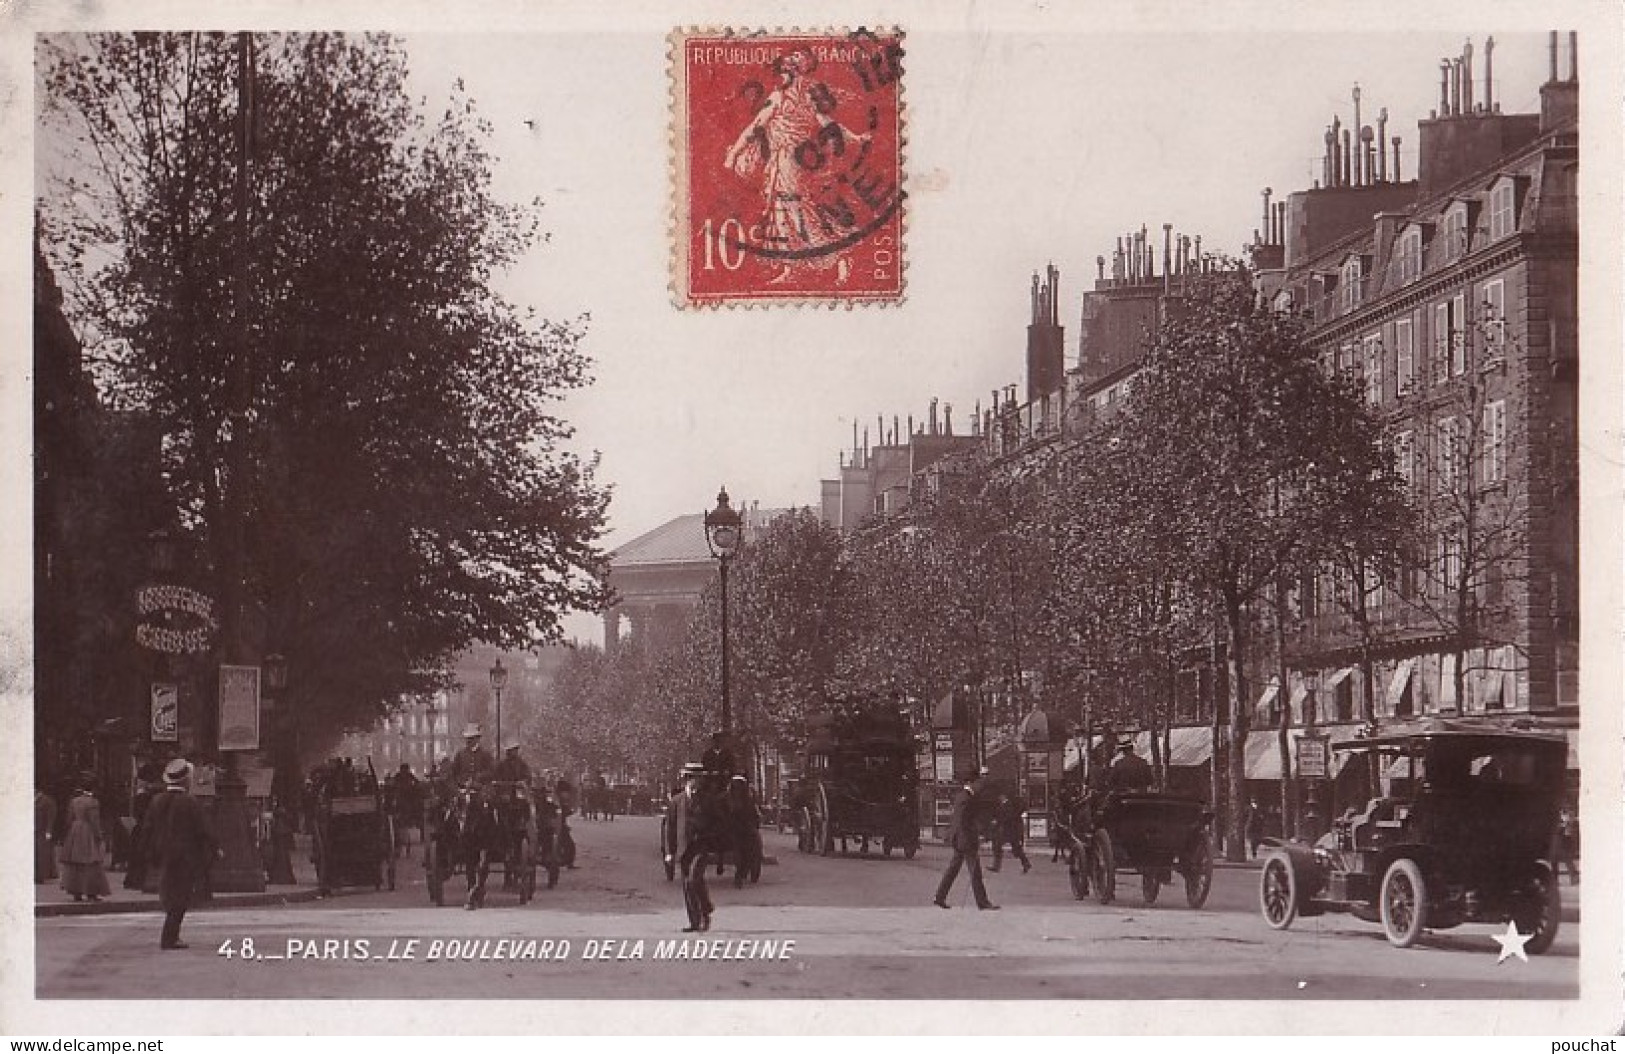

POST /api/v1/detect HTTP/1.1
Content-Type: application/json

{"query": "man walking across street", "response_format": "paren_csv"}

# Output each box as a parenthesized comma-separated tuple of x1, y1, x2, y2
(665, 763, 715, 932)
(143, 759, 218, 950)
(988, 792, 1031, 874)
(934, 767, 997, 910)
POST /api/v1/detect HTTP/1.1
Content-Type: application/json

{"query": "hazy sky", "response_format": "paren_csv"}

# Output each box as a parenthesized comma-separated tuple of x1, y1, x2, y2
(396, 19, 1559, 640)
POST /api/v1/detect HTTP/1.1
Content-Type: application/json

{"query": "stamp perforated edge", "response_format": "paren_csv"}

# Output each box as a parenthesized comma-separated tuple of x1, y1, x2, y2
(666, 25, 908, 311)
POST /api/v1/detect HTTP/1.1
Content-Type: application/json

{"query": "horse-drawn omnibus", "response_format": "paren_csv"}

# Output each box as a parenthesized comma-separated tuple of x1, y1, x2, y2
(795, 701, 921, 859)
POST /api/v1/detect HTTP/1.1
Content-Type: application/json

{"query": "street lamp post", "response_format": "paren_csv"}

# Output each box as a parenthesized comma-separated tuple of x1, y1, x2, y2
(490, 659, 508, 753)
(263, 652, 294, 884)
(703, 487, 744, 735)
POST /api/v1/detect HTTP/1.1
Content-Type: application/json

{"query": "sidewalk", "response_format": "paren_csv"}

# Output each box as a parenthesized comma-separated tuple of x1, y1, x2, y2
(36, 833, 328, 918)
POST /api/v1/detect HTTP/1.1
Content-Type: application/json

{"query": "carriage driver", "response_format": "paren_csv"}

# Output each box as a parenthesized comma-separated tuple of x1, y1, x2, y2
(449, 724, 497, 788)
(493, 739, 532, 785)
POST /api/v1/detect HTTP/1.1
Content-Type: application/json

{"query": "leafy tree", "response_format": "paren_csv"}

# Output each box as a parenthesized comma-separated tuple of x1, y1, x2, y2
(37, 33, 609, 775)
(1122, 270, 1395, 859)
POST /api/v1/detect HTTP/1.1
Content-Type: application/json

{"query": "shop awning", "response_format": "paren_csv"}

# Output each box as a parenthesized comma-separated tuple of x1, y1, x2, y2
(1385, 659, 1416, 714)
(1167, 726, 1214, 767)
(1244, 725, 1362, 780)
(1289, 685, 1310, 723)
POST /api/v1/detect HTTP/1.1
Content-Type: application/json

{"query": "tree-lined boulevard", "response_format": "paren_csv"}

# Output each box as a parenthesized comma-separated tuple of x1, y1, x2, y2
(35, 818, 1577, 1001)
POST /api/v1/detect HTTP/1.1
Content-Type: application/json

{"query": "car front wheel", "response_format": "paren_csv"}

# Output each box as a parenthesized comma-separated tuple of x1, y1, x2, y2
(1259, 854, 1297, 930)
(1380, 857, 1429, 948)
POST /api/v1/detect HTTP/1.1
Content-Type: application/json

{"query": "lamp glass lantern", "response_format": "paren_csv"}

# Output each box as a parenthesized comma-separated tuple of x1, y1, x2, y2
(704, 488, 743, 558)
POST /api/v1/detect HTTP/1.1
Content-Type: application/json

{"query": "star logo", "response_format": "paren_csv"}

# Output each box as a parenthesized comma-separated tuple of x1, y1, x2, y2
(1493, 920, 1533, 963)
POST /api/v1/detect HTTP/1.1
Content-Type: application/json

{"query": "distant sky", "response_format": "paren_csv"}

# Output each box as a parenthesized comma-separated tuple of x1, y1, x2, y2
(396, 20, 1558, 642)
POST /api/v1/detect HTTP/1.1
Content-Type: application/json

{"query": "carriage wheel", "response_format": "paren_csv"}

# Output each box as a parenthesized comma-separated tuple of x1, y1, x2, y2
(517, 834, 536, 905)
(1259, 853, 1297, 930)
(425, 839, 444, 906)
(1182, 834, 1213, 909)
(1515, 862, 1561, 956)
(815, 784, 834, 856)
(385, 815, 398, 889)
(1380, 857, 1428, 948)
(1141, 869, 1161, 905)
(797, 808, 814, 853)
(1090, 829, 1116, 905)
(1067, 844, 1090, 900)
(312, 824, 331, 896)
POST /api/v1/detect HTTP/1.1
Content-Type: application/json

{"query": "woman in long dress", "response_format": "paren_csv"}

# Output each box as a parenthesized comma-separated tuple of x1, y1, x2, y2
(59, 777, 111, 902)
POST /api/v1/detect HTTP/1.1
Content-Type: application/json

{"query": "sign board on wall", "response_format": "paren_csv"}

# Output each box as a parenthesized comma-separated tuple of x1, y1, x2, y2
(1297, 735, 1330, 779)
(150, 683, 178, 742)
(218, 665, 261, 751)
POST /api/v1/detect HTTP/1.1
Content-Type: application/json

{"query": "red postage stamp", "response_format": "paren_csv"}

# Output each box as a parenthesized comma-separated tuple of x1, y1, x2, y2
(671, 28, 906, 308)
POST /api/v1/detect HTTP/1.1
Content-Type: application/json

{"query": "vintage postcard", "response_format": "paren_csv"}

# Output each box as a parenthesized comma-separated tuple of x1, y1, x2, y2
(671, 27, 906, 307)
(2, 0, 1622, 1040)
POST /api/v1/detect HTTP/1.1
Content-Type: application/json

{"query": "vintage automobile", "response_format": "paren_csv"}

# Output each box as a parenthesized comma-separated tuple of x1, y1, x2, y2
(1258, 719, 1567, 952)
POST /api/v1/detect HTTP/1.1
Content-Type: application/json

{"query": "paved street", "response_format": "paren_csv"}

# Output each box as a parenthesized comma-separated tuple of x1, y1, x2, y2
(33, 816, 1578, 1002)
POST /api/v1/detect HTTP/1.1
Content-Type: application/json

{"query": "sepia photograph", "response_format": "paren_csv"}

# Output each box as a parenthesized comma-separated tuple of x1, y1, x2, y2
(3, 0, 1620, 1037)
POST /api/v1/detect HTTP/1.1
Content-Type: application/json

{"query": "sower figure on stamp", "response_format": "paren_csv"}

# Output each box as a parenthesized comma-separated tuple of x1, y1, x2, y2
(933, 767, 997, 910)
(665, 763, 717, 932)
(143, 759, 219, 950)
(723, 49, 869, 284)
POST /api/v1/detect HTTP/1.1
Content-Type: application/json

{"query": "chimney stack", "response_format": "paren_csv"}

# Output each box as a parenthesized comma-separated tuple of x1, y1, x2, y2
(1439, 60, 1451, 114)
(1352, 85, 1363, 185)
(1484, 36, 1495, 111)
(1569, 31, 1578, 82)
(1392, 136, 1402, 182)
(1376, 108, 1388, 181)
(1462, 39, 1474, 114)
(1549, 31, 1558, 83)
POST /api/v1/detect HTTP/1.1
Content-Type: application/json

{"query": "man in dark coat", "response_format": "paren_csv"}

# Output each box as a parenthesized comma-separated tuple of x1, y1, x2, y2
(143, 759, 218, 950)
(1109, 740, 1155, 792)
(700, 731, 736, 777)
(664, 765, 717, 931)
(933, 768, 997, 910)
(988, 793, 1031, 874)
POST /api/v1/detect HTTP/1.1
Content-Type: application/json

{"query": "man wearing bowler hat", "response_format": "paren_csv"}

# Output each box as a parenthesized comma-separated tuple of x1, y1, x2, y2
(449, 723, 496, 788)
(143, 759, 218, 950)
(933, 766, 997, 911)
(1109, 737, 1155, 792)
(665, 763, 716, 932)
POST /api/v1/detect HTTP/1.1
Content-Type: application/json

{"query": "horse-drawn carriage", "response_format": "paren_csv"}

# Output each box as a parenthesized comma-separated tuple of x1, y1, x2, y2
(424, 778, 548, 909)
(659, 768, 762, 887)
(308, 765, 396, 895)
(1057, 790, 1214, 908)
(795, 702, 920, 859)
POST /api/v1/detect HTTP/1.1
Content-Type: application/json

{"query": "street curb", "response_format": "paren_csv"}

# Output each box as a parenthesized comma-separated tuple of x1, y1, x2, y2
(36, 887, 325, 919)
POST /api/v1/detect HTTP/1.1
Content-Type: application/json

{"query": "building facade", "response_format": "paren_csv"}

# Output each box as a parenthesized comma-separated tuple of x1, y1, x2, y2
(1254, 34, 1579, 738)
